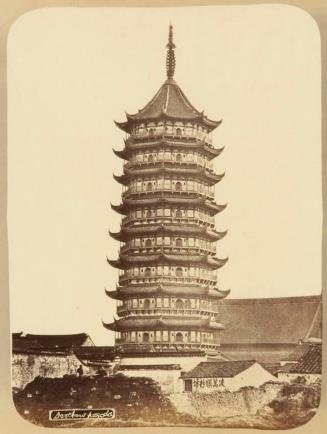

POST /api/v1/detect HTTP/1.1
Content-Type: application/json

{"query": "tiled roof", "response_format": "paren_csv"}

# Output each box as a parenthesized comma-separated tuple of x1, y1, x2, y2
(220, 295, 322, 345)
(182, 360, 256, 378)
(22, 333, 93, 348)
(290, 344, 322, 375)
(129, 80, 202, 121)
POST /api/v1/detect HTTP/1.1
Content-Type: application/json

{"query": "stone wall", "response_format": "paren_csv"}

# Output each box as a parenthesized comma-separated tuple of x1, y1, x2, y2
(170, 382, 282, 418)
(12, 351, 89, 390)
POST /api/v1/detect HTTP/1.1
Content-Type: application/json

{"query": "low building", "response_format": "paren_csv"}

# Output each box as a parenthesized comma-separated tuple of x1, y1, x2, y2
(181, 360, 278, 393)
(278, 342, 322, 383)
(13, 332, 95, 349)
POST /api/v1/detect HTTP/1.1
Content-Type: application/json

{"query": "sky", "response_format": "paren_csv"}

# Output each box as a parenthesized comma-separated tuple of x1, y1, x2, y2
(7, 5, 322, 344)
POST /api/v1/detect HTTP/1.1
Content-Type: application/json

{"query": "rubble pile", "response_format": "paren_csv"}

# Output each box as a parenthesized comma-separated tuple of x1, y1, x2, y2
(13, 373, 197, 427)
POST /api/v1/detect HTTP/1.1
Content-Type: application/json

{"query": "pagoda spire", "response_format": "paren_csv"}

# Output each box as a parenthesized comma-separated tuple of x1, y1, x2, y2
(166, 24, 176, 79)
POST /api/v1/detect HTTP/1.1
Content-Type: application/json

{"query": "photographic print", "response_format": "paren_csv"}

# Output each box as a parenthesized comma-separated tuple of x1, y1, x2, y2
(7, 5, 322, 429)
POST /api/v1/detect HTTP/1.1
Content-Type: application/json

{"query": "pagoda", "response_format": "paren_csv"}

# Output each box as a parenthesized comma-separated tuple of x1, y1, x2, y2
(103, 25, 229, 354)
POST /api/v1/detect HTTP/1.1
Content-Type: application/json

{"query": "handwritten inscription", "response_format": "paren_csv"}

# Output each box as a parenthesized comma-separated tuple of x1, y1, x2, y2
(49, 408, 115, 420)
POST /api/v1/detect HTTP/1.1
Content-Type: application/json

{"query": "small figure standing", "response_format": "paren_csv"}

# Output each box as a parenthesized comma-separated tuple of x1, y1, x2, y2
(77, 364, 84, 377)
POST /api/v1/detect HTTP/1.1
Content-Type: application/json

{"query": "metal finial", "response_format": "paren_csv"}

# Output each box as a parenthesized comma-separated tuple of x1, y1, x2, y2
(166, 24, 176, 79)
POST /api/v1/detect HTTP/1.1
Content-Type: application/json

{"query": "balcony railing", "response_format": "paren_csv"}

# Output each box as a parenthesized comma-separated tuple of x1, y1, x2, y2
(118, 275, 217, 286)
(128, 132, 213, 146)
(122, 189, 215, 201)
(124, 160, 214, 172)
(116, 306, 219, 317)
(115, 341, 220, 349)
(122, 216, 215, 228)
(120, 245, 216, 255)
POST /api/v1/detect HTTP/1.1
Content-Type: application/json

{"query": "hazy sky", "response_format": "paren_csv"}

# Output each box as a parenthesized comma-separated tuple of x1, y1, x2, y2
(8, 5, 322, 344)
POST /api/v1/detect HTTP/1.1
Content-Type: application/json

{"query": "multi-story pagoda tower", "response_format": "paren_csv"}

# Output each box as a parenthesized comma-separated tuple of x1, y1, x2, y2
(103, 25, 229, 354)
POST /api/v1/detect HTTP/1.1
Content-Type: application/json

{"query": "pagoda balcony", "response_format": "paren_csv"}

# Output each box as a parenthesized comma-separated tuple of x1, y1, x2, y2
(116, 342, 220, 350)
(118, 275, 217, 286)
(124, 160, 215, 175)
(122, 189, 215, 201)
(120, 245, 216, 255)
(122, 216, 215, 229)
(116, 306, 219, 318)
(127, 132, 213, 147)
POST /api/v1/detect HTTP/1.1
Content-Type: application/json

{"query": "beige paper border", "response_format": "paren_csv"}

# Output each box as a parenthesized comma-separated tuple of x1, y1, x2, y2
(0, 0, 325, 433)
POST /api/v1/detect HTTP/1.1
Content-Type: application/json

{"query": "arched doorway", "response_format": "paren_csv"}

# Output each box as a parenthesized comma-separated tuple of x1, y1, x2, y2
(144, 299, 150, 309)
(176, 153, 182, 162)
(148, 154, 154, 163)
(142, 332, 150, 342)
(176, 209, 182, 218)
(176, 238, 182, 247)
(145, 239, 152, 247)
(146, 182, 152, 191)
(175, 332, 183, 343)
(176, 267, 183, 277)
(176, 299, 184, 309)
(175, 181, 182, 191)
(176, 128, 182, 136)
(145, 267, 151, 277)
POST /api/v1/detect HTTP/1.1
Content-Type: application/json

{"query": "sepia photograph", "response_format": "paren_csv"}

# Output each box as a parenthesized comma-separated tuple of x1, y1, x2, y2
(7, 4, 322, 429)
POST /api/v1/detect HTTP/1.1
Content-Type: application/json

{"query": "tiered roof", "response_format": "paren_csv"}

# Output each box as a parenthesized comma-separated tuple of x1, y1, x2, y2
(109, 224, 227, 242)
(107, 253, 228, 269)
(105, 284, 230, 300)
(103, 316, 225, 332)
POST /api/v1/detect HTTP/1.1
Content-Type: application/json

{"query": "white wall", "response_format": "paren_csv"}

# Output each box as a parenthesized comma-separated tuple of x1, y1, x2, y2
(117, 367, 183, 394)
(189, 362, 278, 393)
(278, 372, 321, 384)
(120, 355, 205, 371)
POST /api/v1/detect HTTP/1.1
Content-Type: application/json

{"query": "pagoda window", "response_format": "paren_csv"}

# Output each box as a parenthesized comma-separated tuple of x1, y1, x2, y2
(187, 180, 194, 191)
(163, 266, 169, 275)
(163, 298, 169, 307)
(142, 332, 150, 342)
(176, 332, 183, 343)
(145, 267, 151, 277)
(190, 267, 195, 276)
(157, 178, 163, 188)
(155, 331, 161, 341)
(157, 208, 163, 216)
(146, 182, 153, 192)
(145, 239, 152, 247)
(131, 332, 136, 342)
(132, 299, 138, 308)
(163, 331, 169, 341)
(157, 266, 163, 275)
(176, 238, 182, 247)
(190, 331, 196, 342)
(157, 298, 162, 307)
(164, 237, 170, 245)
(189, 237, 195, 246)
(136, 210, 142, 218)
(176, 299, 184, 309)
(176, 267, 183, 277)
(134, 239, 140, 247)
(156, 236, 162, 245)
(146, 210, 152, 218)
(164, 208, 171, 216)
(148, 154, 154, 163)
(164, 179, 171, 189)
(144, 299, 150, 309)
(175, 181, 182, 191)
(158, 150, 164, 161)
(176, 153, 182, 162)
(187, 209, 194, 217)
